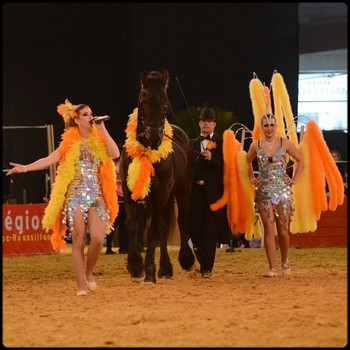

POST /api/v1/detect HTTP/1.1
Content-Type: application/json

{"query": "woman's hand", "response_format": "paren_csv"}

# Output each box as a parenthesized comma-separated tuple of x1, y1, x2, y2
(93, 120, 107, 131)
(251, 176, 260, 187)
(284, 174, 296, 185)
(6, 162, 27, 176)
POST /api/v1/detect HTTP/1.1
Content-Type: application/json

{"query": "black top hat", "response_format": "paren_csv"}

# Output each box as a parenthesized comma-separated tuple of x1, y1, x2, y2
(199, 107, 216, 121)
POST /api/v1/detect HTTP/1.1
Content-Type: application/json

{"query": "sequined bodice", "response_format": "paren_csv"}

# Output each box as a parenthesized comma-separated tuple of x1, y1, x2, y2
(255, 143, 292, 205)
(69, 143, 102, 200)
(62, 142, 109, 233)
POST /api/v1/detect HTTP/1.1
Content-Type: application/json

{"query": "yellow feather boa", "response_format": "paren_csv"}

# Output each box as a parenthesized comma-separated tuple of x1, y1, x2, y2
(124, 108, 173, 201)
(42, 127, 118, 251)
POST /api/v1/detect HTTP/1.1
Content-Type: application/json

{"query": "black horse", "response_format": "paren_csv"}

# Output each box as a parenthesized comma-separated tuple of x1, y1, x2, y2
(119, 69, 195, 284)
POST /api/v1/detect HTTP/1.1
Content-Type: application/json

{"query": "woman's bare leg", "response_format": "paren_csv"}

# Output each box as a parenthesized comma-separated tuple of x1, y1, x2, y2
(258, 202, 277, 271)
(85, 207, 106, 284)
(275, 203, 291, 273)
(71, 208, 87, 293)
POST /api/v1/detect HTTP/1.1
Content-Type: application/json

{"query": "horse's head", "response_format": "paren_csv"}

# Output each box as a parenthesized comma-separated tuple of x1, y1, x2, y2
(137, 69, 173, 149)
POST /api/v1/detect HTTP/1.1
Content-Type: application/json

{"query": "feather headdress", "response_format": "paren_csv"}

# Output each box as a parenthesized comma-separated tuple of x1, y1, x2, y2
(57, 98, 78, 123)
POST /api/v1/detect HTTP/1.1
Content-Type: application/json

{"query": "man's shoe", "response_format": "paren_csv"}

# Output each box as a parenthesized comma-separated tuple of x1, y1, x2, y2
(118, 248, 128, 254)
(201, 271, 212, 278)
(225, 247, 236, 253)
(105, 250, 116, 255)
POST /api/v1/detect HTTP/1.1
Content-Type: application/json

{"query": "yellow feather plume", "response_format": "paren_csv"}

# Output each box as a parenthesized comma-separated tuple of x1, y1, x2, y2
(304, 121, 344, 210)
(271, 72, 298, 146)
(291, 120, 344, 233)
(290, 142, 318, 233)
(249, 77, 272, 141)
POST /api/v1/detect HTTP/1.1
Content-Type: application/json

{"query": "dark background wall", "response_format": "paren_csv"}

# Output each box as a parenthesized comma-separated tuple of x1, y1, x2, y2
(3, 2, 299, 203)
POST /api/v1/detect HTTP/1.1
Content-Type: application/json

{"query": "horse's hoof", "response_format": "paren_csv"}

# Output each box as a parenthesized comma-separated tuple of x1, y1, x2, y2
(185, 264, 195, 272)
(141, 280, 155, 285)
(158, 275, 173, 279)
(130, 270, 145, 283)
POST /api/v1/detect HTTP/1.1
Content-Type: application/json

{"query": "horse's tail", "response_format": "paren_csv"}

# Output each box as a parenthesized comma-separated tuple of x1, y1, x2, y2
(164, 192, 177, 241)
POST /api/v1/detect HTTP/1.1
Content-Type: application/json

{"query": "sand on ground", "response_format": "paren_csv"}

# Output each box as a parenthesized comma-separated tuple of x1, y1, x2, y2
(2, 245, 347, 347)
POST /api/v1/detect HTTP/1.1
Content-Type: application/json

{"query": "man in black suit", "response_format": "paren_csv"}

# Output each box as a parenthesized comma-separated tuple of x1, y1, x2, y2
(189, 107, 232, 278)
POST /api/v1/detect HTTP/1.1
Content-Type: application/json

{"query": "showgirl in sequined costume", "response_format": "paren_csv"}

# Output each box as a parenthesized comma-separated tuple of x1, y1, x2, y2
(255, 136, 293, 224)
(247, 114, 303, 277)
(210, 70, 343, 278)
(6, 99, 120, 296)
(62, 141, 110, 233)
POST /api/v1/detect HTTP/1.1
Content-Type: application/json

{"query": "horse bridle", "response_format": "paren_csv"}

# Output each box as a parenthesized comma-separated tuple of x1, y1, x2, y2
(138, 94, 203, 156)
(135, 74, 202, 156)
(137, 94, 171, 141)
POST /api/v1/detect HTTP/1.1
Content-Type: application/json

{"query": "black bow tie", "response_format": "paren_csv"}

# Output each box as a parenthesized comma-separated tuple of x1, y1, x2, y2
(200, 135, 211, 141)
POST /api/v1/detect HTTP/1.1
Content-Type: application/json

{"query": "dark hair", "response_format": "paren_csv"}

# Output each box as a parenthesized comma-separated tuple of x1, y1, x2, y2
(331, 150, 341, 160)
(75, 104, 89, 115)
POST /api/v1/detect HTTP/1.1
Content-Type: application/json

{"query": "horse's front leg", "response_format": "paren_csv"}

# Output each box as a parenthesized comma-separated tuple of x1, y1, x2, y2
(125, 200, 145, 282)
(176, 192, 196, 271)
(157, 208, 173, 279)
(143, 217, 158, 284)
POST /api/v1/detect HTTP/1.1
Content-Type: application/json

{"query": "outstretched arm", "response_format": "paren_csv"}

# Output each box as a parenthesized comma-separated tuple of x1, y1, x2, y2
(6, 149, 61, 176)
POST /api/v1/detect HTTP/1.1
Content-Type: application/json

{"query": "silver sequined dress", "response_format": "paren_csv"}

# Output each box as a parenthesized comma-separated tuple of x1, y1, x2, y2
(255, 138, 293, 223)
(62, 141, 110, 234)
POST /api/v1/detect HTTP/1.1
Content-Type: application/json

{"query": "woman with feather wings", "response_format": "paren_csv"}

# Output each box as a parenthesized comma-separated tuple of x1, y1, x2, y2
(210, 71, 344, 277)
(246, 113, 303, 277)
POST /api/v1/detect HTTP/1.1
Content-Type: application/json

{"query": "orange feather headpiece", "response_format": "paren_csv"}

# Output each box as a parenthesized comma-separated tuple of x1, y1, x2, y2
(57, 98, 78, 123)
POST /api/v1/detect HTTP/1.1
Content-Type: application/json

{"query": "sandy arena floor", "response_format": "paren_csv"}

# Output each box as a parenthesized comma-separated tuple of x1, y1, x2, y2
(2, 245, 347, 347)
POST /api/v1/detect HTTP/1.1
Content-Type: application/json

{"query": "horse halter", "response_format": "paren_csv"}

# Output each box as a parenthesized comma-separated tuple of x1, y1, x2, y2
(138, 99, 167, 139)
(137, 89, 171, 146)
(135, 69, 174, 149)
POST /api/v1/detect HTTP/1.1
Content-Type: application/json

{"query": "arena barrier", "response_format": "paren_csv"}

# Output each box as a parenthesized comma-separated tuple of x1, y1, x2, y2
(289, 196, 348, 247)
(2, 203, 56, 256)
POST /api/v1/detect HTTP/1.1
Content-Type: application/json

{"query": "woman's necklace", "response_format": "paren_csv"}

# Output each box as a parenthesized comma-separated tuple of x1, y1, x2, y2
(81, 137, 93, 160)
(264, 138, 276, 151)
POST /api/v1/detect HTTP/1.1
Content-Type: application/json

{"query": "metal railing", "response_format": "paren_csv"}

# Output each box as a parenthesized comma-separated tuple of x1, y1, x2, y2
(2, 124, 56, 203)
